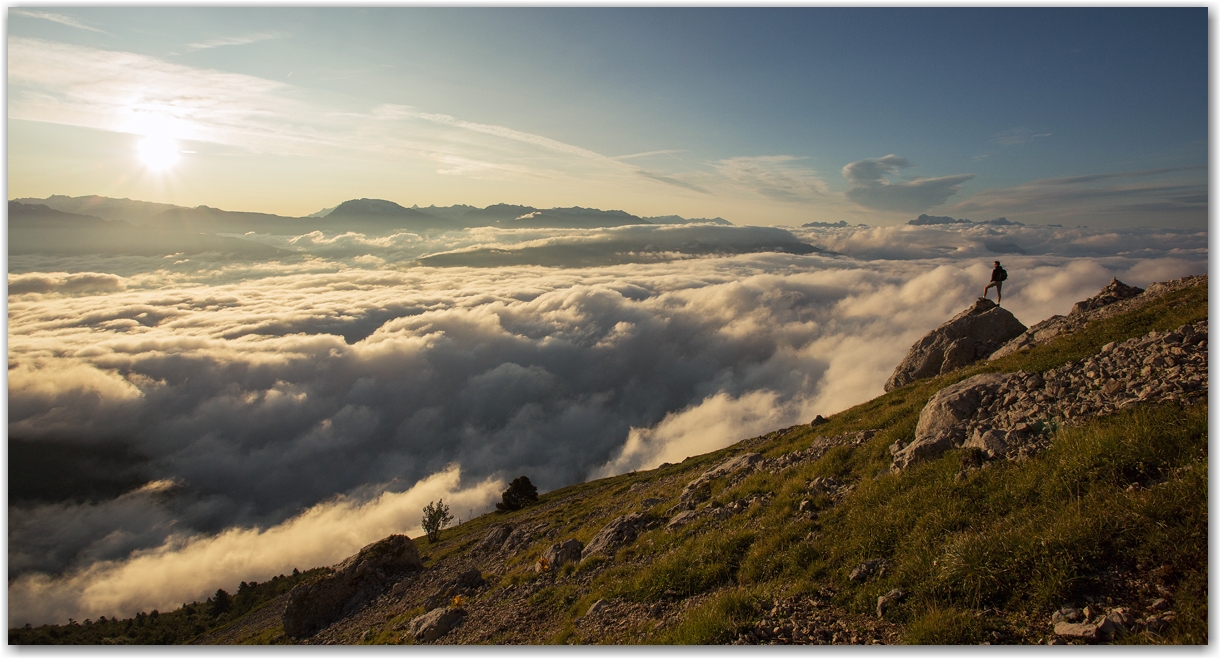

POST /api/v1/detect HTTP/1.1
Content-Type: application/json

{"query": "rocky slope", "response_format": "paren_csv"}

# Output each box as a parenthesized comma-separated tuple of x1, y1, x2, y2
(103, 275, 1212, 646)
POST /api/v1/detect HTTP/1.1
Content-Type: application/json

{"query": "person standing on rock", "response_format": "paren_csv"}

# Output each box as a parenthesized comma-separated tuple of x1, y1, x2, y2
(983, 260, 1007, 304)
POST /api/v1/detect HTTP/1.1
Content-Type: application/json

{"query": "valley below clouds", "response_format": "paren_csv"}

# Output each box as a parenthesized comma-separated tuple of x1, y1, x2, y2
(7, 221, 1206, 627)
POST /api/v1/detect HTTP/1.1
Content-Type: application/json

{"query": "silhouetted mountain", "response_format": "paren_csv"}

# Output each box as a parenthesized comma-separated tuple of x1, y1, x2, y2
(420, 225, 822, 267)
(801, 220, 848, 228)
(908, 214, 1022, 226)
(9, 202, 285, 257)
(325, 198, 460, 233)
(462, 204, 539, 225)
(644, 215, 733, 226)
(12, 195, 184, 224)
(909, 214, 972, 226)
(508, 207, 646, 229)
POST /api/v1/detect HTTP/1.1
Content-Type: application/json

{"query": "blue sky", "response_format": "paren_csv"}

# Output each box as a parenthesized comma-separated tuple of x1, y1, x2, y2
(7, 7, 1207, 226)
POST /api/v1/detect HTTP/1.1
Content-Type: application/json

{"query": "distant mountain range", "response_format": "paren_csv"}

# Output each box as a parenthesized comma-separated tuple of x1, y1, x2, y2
(908, 213, 1021, 226)
(11, 195, 733, 237)
(8, 201, 285, 257)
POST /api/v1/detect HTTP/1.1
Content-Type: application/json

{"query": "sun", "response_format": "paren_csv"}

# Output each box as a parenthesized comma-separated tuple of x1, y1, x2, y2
(137, 136, 181, 171)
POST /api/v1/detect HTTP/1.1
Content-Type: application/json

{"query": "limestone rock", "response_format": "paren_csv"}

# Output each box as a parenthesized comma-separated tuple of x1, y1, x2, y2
(582, 512, 648, 560)
(406, 606, 467, 642)
(423, 569, 485, 611)
(876, 588, 905, 618)
(283, 534, 423, 638)
(1070, 278, 1144, 316)
(666, 509, 699, 530)
(474, 524, 513, 554)
(891, 373, 1015, 470)
(849, 558, 888, 582)
(1054, 621, 1100, 641)
(988, 277, 1201, 361)
(537, 539, 583, 572)
(680, 452, 763, 504)
(962, 428, 1011, 459)
(885, 299, 1026, 391)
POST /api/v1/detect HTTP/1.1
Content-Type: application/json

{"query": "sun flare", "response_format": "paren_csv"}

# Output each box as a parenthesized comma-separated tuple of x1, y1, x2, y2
(137, 136, 180, 171)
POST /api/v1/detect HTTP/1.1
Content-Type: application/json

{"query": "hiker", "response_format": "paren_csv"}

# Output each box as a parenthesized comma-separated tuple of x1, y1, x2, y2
(983, 260, 1007, 303)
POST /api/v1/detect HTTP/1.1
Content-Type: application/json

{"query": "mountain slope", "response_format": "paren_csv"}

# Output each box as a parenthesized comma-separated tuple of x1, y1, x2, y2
(11, 276, 1207, 645)
(8, 202, 286, 257)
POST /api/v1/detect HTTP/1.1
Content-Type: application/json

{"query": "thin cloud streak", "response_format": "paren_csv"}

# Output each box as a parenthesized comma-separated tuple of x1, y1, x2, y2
(186, 31, 286, 51)
(11, 9, 108, 34)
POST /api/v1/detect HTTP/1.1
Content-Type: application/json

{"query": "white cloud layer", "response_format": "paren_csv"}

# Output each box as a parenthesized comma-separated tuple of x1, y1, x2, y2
(7, 222, 1206, 627)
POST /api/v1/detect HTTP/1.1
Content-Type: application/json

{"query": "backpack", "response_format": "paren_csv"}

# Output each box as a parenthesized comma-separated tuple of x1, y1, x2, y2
(997, 267, 1008, 281)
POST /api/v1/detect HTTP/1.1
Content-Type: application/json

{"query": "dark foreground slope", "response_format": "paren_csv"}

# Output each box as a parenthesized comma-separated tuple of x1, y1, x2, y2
(12, 277, 1207, 645)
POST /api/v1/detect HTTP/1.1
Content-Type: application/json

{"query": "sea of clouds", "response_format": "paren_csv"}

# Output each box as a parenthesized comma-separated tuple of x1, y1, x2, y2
(7, 221, 1206, 626)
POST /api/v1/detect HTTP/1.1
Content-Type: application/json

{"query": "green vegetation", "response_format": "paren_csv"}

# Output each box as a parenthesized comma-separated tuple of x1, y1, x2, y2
(422, 499, 455, 543)
(496, 475, 540, 512)
(9, 569, 324, 645)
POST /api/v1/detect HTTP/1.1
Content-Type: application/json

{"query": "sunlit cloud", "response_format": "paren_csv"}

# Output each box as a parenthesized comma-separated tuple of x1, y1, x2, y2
(10, 466, 502, 627)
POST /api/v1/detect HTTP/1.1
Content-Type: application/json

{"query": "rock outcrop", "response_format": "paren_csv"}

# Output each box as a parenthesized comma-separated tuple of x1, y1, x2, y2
(679, 452, 763, 506)
(885, 299, 1026, 391)
(892, 319, 1207, 471)
(283, 534, 423, 638)
(890, 373, 1015, 470)
(405, 606, 467, 642)
(537, 539, 583, 572)
(582, 513, 650, 560)
(990, 276, 1204, 361)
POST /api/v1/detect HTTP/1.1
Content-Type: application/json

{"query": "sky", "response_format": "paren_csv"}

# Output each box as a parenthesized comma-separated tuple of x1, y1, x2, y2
(7, 7, 1208, 227)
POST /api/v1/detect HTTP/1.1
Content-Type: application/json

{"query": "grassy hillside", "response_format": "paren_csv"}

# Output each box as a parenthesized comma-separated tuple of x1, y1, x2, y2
(12, 281, 1207, 645)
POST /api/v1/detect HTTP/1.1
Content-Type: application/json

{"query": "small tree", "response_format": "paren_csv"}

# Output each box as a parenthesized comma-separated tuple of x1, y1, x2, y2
(210, 589, 231, 618)
(422, 499, 454, 543)
(496, 476, 539, 512)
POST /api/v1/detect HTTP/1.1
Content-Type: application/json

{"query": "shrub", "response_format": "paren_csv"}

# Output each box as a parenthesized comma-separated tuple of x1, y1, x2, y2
(421, 499, 453, 543)
(496, 476, 539, 512)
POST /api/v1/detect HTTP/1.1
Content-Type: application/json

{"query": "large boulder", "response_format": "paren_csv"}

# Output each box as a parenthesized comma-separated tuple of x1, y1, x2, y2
(283, 534, 423, 638)
(890, 373, 1015, 470)
(885, 299, 1026, 391)
(405, 606, 467, 642)
(537, 539, 584, 572)
(582, 513, 648, 561)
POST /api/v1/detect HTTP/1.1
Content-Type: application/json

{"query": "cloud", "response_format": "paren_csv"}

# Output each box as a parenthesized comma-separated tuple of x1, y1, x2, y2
(10, 466, 502, 627)
(992, 126, 1052, 146)
(7, 224, 1205, 626)
(9, 271, 126, 295)
(186, 31, 285, 51)
(843, 155, 975, 213)
(11, 9, 107, 33)
(710, 156, 828, 203)
(947, 167, 1207, 227)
